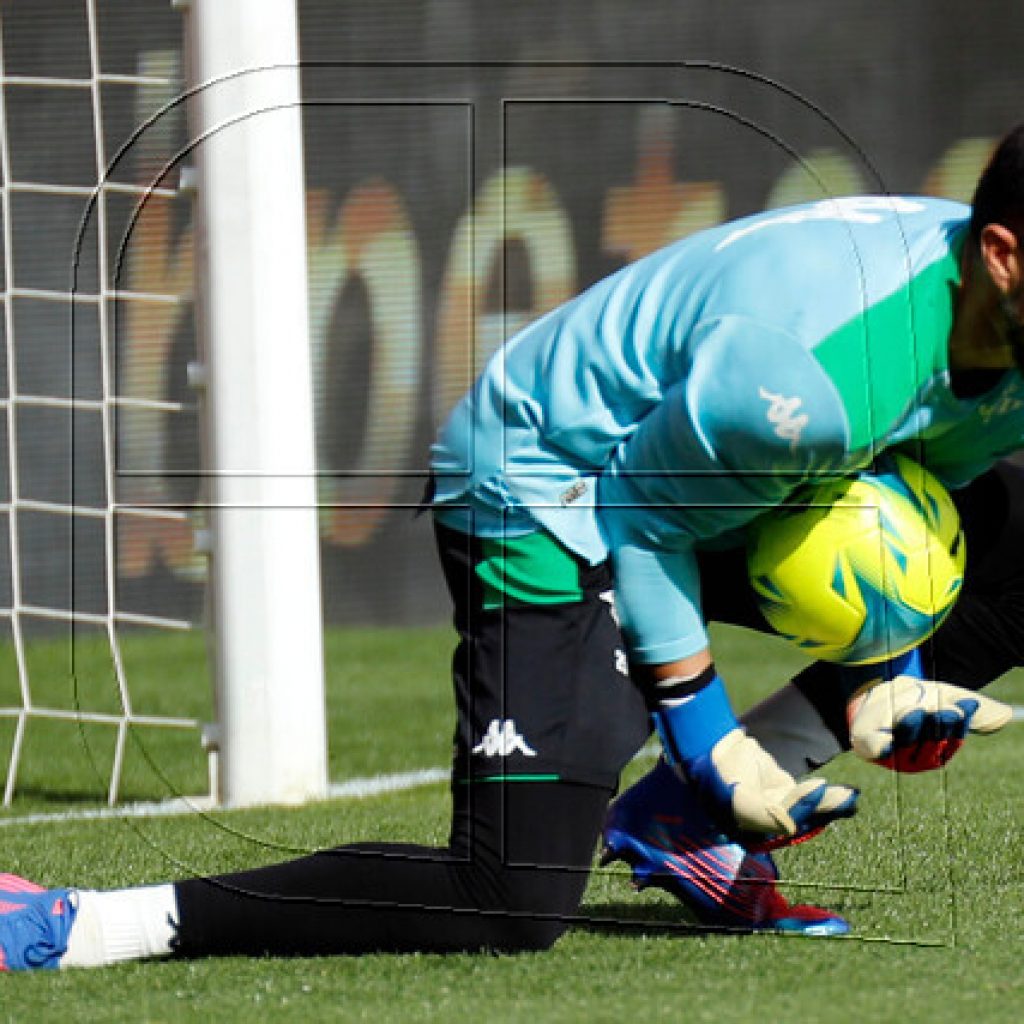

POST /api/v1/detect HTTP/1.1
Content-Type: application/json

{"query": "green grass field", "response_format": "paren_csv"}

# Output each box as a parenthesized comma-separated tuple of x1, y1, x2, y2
(2, 623, 1024, 1022)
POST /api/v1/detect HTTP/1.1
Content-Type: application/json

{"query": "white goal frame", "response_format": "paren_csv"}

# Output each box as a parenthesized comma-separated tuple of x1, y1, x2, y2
(183, 0, 327, 807)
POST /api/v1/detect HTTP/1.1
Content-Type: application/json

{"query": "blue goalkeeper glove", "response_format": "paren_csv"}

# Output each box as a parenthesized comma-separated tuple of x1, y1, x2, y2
(652, 672, 859, 839)
(843, 649, 1012, 772)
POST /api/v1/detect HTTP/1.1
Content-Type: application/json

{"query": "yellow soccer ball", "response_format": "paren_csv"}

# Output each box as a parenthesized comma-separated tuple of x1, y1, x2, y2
(747, 453, 965, 664)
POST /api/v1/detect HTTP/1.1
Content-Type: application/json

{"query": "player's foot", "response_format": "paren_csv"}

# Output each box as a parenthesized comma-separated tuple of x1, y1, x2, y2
(600, 759, 849, 936)
(0, 874, 76, 971)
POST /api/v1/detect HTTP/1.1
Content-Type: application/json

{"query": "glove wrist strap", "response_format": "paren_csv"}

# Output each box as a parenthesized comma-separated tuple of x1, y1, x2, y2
(838, 646, 924, 702)
(651, 670, 738, 765)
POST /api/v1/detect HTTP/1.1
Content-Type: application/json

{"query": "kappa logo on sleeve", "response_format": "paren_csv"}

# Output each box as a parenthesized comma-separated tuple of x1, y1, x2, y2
(759, 386, 809, 448)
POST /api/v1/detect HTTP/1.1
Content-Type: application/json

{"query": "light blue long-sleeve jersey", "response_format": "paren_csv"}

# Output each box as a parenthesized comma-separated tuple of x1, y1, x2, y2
(431, 196, 1024, 662)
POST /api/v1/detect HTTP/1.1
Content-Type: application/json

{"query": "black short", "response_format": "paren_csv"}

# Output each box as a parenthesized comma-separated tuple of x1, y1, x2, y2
(434, 522, 650, 789)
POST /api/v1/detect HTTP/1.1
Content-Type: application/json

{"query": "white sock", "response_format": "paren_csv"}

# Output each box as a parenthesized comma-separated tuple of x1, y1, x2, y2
(741, 681, 844, 777)
(61, 884, 180, 968)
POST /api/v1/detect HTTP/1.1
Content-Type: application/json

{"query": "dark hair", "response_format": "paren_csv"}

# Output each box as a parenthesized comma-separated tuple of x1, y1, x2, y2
(970, 124, 1024, 243)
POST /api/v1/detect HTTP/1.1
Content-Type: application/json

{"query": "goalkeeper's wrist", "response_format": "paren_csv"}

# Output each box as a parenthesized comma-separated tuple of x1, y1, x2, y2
(838, 646, 924, 702)
(648, 667, 739, 766)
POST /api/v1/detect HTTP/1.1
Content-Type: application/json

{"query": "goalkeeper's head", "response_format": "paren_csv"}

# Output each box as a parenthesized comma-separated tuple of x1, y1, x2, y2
(969, 123, 1024, 370)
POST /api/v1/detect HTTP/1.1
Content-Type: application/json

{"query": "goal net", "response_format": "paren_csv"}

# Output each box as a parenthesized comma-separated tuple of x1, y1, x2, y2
(0, 0, 335, 812)
(0, 1, 211, 809)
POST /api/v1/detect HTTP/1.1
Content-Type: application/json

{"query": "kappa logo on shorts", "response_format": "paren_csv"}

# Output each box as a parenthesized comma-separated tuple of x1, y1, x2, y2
(614, 649, 629, 677)
(599, 589, 620, 626)
(472, 719, 538, 758)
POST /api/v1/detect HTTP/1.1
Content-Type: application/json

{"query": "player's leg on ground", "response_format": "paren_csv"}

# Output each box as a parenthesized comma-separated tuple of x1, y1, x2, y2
(174, 522, 648, 958)
(173, 779, 612, 957)
(7, 522, 648, 967)
(1, 781, 612, 968)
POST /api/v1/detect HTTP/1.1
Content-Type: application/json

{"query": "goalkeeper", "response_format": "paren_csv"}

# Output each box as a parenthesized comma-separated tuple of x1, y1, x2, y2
(3, 126, 1024, 969)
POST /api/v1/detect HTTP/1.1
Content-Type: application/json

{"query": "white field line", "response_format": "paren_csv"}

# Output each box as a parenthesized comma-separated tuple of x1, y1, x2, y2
(0, 767, 450, 828)
(328, 768, 449, 799)
(1, 711, 1021, 828)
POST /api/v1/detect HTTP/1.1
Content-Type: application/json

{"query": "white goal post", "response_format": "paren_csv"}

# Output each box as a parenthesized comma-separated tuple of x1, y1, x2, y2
(183, 0, 327, 806)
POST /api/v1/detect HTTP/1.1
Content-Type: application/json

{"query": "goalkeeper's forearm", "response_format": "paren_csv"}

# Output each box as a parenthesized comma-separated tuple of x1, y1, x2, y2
(636, 653, 858, 837)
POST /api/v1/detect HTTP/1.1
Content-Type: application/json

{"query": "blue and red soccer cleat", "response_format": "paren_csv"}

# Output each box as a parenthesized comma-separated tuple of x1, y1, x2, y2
(601, 759, 849, 936)
(0, 874, 76, 971)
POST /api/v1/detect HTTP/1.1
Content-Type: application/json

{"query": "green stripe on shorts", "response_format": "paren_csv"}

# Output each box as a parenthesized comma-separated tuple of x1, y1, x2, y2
(475, 531, 585, 610)
(459, 774, 562, 783)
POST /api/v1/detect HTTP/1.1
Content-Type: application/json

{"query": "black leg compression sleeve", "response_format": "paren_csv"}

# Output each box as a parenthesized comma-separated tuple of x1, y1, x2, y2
(926, 461, 1024, 686)
(172, 780, 611, 958)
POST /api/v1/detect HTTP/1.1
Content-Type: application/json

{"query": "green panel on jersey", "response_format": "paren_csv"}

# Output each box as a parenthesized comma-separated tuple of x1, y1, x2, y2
(476, 531, 584, 609)
(812, 247, 961, 452)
